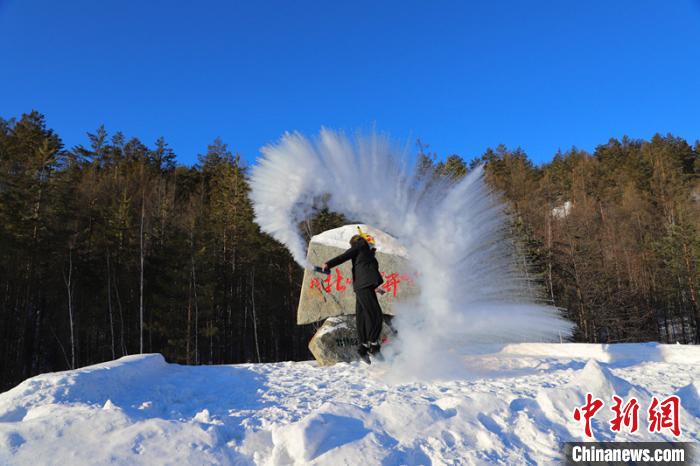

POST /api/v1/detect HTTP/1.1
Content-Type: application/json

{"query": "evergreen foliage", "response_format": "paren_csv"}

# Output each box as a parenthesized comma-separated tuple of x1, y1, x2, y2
(0, 111, 697, 391)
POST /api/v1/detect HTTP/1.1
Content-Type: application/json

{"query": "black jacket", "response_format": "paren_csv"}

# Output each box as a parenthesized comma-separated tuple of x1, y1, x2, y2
(325, 241, 384, 291)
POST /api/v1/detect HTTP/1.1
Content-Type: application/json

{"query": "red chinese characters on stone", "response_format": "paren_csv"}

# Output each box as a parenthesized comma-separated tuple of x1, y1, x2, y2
(648, 395, 681, 437)
(380, 272, 401, 297)
(312, 269, 348, 292)
(331, 268, 348, 292)
(573, 393, 604, 438)
(379, 272, 414, 297)
(311, 270, 414, 297)
(309, 270, 348, 293)
(610, 395, 639, 433)
(309, 269, 352, 293)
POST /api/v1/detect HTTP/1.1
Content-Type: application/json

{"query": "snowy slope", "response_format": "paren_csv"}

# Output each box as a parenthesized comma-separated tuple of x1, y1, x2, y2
(1, 343, 699, 465)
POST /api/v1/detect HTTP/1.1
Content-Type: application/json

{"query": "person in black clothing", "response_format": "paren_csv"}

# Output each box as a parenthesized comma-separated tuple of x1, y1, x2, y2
(322, 232, 386, 363)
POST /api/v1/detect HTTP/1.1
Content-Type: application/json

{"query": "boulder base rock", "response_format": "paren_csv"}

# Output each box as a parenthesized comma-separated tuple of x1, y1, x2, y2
(297, 224, 418, 325)
(308, 315, 397, 366)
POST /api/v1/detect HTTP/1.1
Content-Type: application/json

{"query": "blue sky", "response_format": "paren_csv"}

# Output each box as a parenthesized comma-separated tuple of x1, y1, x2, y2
(1, 0, 699, 165)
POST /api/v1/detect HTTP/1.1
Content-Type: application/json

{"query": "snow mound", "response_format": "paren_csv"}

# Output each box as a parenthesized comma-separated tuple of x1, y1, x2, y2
(567, 359, 641, 397)
(268, 403, 373, 463)
(1, 343, 698, 465)
(500, 341, 700, 366)
(311, 224, 408, 257)
(677, 382, 700, 418)
(0, 354, 169, 423)
(534, 359, 653, 441)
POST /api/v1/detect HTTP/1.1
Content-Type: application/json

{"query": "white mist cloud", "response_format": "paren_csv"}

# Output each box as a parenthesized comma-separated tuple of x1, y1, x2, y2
(250, 129, 573, 381)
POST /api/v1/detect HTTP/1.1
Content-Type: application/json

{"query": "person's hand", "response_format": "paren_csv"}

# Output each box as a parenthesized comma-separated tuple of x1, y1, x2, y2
(321, 263, 328, 272)
(376, 287, 387, 295)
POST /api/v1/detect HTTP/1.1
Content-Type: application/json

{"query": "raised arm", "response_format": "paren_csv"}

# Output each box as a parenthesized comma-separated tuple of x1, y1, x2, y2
(324, 243, 360, 270)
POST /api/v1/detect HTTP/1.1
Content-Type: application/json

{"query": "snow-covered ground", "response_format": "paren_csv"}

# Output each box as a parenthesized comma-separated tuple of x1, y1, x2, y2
(1, 343, 698, 465)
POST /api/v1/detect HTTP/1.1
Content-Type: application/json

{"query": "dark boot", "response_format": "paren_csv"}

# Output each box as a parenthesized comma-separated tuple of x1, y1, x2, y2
(358, 344, 371, 365)
(369, 342, 384, 361)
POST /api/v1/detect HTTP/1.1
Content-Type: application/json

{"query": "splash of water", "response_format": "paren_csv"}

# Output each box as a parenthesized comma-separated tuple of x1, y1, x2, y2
(251, 129, 573, 380)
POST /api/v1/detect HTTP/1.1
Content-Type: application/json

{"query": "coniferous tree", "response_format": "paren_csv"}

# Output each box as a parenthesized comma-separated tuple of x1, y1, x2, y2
(0, 111, 698, 392)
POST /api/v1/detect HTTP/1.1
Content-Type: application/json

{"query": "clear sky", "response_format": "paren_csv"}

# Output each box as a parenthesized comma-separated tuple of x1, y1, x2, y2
(1, 0, 699, 166)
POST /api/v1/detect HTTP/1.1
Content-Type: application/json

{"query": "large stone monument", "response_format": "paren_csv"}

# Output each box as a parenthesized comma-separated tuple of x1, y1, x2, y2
(298, 224, 418, 365)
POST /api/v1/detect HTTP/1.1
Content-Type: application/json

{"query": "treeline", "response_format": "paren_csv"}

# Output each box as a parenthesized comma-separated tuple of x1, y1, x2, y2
(1, 111, 698, 391)
(0, 111, 342, 392)
(419, 134, 699, 344)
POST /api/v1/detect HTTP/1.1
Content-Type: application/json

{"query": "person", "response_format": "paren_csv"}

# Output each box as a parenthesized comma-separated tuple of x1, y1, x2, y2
(322, 228, 386, 364)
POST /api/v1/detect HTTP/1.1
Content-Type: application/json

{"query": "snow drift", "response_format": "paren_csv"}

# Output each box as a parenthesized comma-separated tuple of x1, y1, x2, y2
(1, 343, 698, 465)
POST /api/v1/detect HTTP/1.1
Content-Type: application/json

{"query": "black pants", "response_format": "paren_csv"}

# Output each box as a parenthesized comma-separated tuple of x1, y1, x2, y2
(355, 287, 383, 345)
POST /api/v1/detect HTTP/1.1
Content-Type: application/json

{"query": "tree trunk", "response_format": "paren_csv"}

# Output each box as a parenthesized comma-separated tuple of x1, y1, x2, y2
(568, 239, 588, 341)
(112, 271, 127, 356)
(139, 183, 145, 354)
(209, 320, 214, 364)
(106, 252, 115, 360)
(545, 211, 554, 302)
(192, 256, 199, 365)
(186, 271, 192, 364)
(681, 241, 700, 343)
(251, 268, 261, 363)
(64, 248, 75, 369)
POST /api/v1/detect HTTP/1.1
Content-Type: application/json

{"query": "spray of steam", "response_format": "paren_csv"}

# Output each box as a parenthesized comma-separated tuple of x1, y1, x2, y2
(251, 129, 573, 380)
